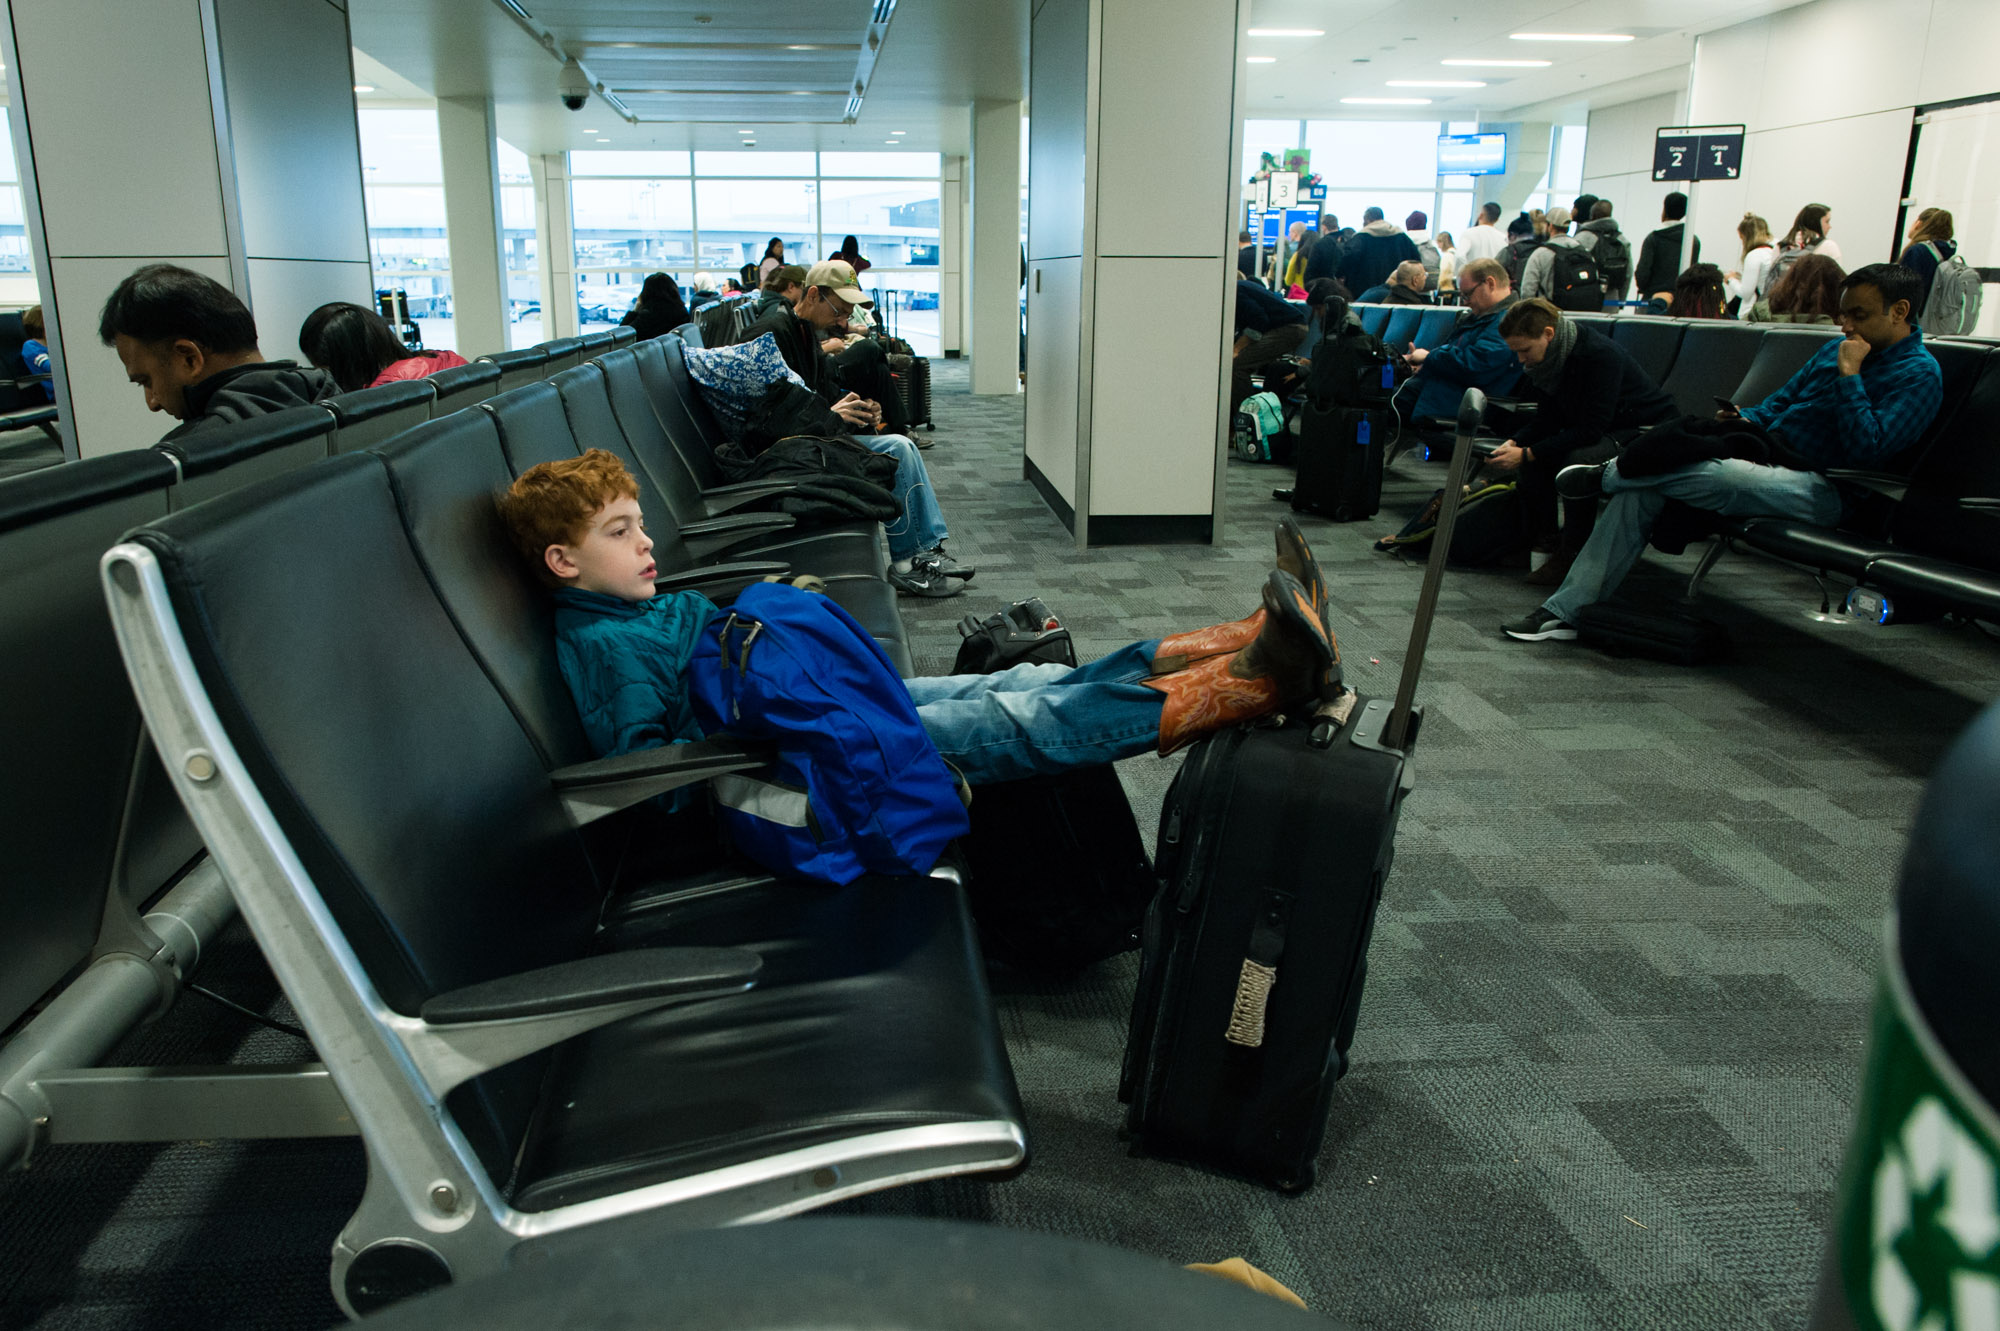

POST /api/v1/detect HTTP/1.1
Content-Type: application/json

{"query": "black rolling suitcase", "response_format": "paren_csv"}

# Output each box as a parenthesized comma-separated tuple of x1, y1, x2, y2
(903, 356, 934, 432)
(1119, 391, 1485, 1191)
(1291, 402, 1387, 522)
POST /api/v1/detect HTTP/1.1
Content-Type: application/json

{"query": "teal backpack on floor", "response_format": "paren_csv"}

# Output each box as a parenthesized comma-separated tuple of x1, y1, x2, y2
(688, 582, 969, 885)
(1232, 391, 1287, 463)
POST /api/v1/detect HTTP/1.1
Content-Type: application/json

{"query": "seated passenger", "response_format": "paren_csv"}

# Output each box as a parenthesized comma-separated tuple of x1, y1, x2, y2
(298, 302, 470, 393)
(1231, 277, 1309, 415)
(1393, 257, 1522, 424)
(1747, 253, 1845, 325)
(1505, 264, 1943, 642)
(498, 450, 1338, 779)
(698, 265, 968, 598)
(20, 303, 50, 401)
(733, 259, 911, 437)
(1487, 298, 1678, 586)
(1666, 263, 1730, 320)
(1357, 261, 1433, 306)
(620, 272, 695, 340)
(98, 263, 337, 438)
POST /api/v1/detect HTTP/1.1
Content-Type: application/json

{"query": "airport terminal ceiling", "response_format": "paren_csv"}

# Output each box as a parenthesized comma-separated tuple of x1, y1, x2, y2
(346, 0, 1028, 156)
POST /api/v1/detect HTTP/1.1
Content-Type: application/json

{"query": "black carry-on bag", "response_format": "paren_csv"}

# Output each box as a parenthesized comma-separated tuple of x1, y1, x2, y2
(1119, 389, 1487, 1192)
(1291, 402, 1388, 522)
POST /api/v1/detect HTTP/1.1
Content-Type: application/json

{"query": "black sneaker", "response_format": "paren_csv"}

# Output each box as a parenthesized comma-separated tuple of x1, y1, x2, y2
(926, 544, 976, 580)
(888, 552, 964, 598)
(1555, 462, 1606, 500)
(1502, 607, 1578, 642)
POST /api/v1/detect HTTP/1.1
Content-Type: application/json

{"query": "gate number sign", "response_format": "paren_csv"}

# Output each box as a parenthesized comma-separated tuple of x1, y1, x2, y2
(1653, 125, 1745, 182)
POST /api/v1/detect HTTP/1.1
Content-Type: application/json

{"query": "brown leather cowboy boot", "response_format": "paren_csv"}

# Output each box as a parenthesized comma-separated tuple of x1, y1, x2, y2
(1275, 515, 1344, 702)
(1146, 571, 1334, 756)
(1150, 609, 1266, 675)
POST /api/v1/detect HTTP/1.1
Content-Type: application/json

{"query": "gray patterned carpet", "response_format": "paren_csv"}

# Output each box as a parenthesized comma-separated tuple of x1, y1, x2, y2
(4, 357, 1996, 1329)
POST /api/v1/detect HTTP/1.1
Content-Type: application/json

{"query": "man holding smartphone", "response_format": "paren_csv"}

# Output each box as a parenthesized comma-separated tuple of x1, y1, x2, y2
(1504, 263, 1943, 643)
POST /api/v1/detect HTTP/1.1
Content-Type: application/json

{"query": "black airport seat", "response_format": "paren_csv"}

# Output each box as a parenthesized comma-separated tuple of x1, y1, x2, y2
(1353, 305, 1392, 337)
(540, 336, 586, 375)
(483, 346, 556, 394)
(326, 379, 438, 454)
(102, 453, 1025, 1312)
(605, 325, 639, 348)
(549, 361, 888, 585)
(632, 337, 746, 485)
(428, 361, 502, 417)
(156, 404, 336, 509)
(478, 380, 909, 663)
(0, 451, 231, 1177)
(1728, 326, 1841, 407)
(1608, 318, 1687, 386)
(1658, 322, 1766, 417)
(672, 319, 704, 348)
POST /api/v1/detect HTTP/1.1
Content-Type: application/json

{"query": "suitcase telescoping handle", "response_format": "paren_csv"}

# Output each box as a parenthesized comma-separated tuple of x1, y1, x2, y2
(1383, 387, 1485, 750)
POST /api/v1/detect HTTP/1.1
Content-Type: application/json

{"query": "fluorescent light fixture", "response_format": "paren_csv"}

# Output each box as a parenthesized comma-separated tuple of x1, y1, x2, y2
(1341, 96, 1431, 105)
(1246, 55, 1276, 63)
(890, 129, 907, 135)
(1442, 58, 1551, 67)
(1247, 27, 1323, 37)
(1510, 32, 1634, 42)
(353, 84, 375, 93)
(1388, 79, 1485, 88)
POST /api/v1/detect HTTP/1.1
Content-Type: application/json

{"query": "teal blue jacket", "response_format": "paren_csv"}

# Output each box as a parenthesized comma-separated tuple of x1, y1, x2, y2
(552, 588, 720, 759)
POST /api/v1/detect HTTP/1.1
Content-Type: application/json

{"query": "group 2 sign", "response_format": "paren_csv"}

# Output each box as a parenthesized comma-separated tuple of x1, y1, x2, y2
(1653, 125, 1746, 182)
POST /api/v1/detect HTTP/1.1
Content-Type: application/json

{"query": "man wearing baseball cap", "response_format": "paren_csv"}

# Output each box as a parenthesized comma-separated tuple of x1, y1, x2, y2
(721, 258, 973, 597)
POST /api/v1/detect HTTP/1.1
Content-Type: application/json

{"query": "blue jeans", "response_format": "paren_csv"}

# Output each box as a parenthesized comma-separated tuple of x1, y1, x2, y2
(863, 433, 948, 560)
(904, 640, 1165, 784)
(1543, 458, 1845, 623)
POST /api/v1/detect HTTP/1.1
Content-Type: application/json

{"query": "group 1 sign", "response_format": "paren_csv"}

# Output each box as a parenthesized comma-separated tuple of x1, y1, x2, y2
(1653, 125, 1746, 182)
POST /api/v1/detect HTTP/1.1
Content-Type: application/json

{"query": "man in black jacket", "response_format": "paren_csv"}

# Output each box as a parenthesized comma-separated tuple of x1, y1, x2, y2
(1232, 278, 1309, 415)
(1337, 207, 1422, 298)
(1487, 298, 1677, 583)
(1633, 191, 1701, 308)
(99, 264, 338, 439)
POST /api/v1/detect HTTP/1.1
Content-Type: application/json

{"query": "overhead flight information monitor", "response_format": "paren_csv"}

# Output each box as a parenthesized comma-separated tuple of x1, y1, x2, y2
(1437, 132, 1508, 177)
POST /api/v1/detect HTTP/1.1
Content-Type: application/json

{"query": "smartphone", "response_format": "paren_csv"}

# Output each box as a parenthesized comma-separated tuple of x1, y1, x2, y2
(1713, 396, 1740, 414)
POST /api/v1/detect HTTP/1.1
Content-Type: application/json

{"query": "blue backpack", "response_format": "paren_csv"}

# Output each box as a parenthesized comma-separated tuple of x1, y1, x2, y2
(687, 582, 969, 884)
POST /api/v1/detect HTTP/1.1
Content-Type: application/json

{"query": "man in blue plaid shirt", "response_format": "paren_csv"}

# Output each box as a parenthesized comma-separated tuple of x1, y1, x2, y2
(1506, 263, 1943, 641)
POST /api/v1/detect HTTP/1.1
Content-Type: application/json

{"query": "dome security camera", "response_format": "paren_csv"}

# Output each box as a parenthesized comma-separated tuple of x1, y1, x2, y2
(559, 59, 590, 111)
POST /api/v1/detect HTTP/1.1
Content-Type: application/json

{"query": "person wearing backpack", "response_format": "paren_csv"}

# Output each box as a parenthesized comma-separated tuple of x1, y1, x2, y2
(503, 451, 1341, 859)
(1518, 207, 1604, 311)
(1634, 192, 1703, 309)
(1407, 211, 1442, 291)
(1500, 213, 1542, 287)
(1900, 207, 1982, 335)
(1760, 203, 1841, 302)
(1575, 200, 1633, 302)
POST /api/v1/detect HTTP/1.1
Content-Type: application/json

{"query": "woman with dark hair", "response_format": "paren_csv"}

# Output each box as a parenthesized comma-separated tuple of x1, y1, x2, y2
(1750, 253, 1846, 324)
(1667, 263, 1729, 320)
(298, 302, 468, 394)
(619, 272, 694, 341)
(1781, 203, 1840, 260)
(1899, 207, 1958, 311)
(757, 237, 786, 284)
(832, 234, 872, 275)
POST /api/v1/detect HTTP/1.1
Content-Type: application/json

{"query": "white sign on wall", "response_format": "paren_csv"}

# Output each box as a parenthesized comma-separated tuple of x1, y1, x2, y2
(1269, 171, 1298, 208)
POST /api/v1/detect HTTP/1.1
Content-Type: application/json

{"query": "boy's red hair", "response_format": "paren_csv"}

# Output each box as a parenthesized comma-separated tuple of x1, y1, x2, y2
(496, 448, 641, 583)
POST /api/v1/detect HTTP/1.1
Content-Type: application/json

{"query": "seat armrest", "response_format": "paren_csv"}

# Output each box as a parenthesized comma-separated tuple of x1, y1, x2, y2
(396, 947, 761, 1094)
(680, 512, 798, 539)
(654, 560, 790, 599)
(1957, 497, 2000, 511)
(420, 947, 760, 1025)
(1825, 469, 1910, 502)
(551, 735, 776, 823)
(699, 479, 805, 515)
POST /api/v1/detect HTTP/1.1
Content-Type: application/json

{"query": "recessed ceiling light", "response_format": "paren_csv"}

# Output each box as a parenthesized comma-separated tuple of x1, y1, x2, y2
(1510, 32, 1634, 42)
(1246, 56, 1276, 63)
(1340, 96, 1431, 105)
(787, 44, 813, 50)
(890, 130, 907, 135)
(1247, 28, 1323, 37)
(1443, 58, 1552, 67)
(885, 139, 898, 144)
(353, 84, 375, 93)
(1387, 80, 1485, 88)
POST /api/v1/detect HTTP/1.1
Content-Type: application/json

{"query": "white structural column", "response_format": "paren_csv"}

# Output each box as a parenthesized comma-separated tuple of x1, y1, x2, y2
(970, 99, 1022, 394)
(531, 153, 579, 341)
(2, 0, 371, 457)
(436, 95, 509, 360)
(1488, 120, 1555, 217)
(939, 154, 965, 358)
(1023, 0, 1246, 547)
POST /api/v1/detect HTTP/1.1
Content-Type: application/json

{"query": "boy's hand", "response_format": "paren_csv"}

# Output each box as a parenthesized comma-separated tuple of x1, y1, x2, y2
(831, 394, 875, 429)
